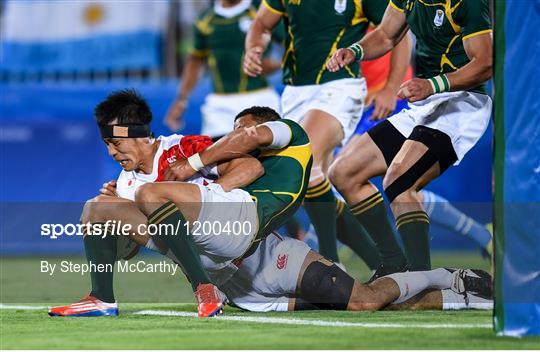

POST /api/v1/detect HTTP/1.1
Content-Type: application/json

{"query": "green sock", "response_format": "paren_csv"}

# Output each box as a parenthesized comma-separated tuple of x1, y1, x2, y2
(148, 201, 211, 291)
(84, 224, 117, 303)
(396, 210, 431, 271)
(350, 192, 408, 269)
(303, 178, 339, 262)
(335, 200, 382, 270)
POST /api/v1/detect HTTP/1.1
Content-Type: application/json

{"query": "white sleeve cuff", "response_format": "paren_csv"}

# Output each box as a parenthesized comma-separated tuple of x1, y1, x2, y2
(262, 121, 292, 149)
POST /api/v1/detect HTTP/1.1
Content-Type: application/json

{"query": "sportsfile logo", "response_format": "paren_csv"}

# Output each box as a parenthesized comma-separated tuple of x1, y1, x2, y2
(40, 220, 253, 239)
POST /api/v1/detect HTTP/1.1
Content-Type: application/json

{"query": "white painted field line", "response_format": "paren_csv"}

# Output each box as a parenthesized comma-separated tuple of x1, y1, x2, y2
(134, 309, 491, 329)
(0, 304, 47, 310)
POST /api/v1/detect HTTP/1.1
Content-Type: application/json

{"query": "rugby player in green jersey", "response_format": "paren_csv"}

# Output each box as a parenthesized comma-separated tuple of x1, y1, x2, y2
(327, 0, 493, 277)
(49, 100, 492, 317)
(164, 0, 281, 137)
(243, 0, 413, 267)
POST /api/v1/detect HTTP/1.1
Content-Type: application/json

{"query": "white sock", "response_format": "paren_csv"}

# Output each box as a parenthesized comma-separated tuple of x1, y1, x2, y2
(388, 271, 430, 303)
(441, 289, 493, 310)
(388, 268, 452, 303)
(423, 268, 453, 290)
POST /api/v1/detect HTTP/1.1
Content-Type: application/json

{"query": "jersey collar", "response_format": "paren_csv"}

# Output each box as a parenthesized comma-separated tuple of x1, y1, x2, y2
(214, 0, 251, 18)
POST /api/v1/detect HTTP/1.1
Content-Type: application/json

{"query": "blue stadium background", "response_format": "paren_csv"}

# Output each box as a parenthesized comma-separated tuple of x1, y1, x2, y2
(0, 0, 492, 256)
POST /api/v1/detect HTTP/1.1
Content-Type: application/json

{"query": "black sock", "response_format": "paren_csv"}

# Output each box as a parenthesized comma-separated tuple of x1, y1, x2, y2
(84, 224, 117, 303)
(148, 201, 211, 291)
(396, 210, 431, 271)
(303, 178, 339, 262)
(350, 192, 408, 269)
(335, 200, 382, 270)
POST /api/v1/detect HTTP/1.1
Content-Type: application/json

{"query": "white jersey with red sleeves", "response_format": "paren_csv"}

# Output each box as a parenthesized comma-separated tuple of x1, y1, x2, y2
(116, 134, 216, 201)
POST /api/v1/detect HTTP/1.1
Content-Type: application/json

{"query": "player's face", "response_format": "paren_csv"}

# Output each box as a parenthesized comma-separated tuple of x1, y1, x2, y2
(103, 138, 144, 171)
(234, 115, 258, 130)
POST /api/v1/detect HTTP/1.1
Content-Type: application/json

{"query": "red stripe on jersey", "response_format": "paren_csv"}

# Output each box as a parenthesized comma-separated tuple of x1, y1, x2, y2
(179, 135, 213, 158)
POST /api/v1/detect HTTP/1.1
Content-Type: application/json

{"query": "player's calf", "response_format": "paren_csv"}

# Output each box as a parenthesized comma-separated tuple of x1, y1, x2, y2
(296, 254, 389, 311)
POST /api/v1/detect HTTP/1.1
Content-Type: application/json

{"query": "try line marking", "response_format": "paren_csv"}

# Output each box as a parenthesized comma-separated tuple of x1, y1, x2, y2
(0, 305, 491, 329)
(134, 309, 491, 329)
(0, 304, 48, 310)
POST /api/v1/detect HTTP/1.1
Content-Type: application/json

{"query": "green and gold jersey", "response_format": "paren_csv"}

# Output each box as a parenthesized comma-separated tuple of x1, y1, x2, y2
(243, 119, 312, 238)
(390, 0, 492, 94)
(191, 5, 270, 94)
(263, 0, 388, 86)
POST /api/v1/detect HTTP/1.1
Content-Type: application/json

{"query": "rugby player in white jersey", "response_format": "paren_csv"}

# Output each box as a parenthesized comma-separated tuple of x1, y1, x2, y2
(49, 91, 492, 317)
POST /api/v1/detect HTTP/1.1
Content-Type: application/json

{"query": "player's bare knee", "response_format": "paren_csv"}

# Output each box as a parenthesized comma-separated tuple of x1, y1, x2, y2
(329, 157, 353, 190)
(328, 158, 345, 188)
(330, 157, 368, 195)
(80, 195, 112, 223)
(134, 183, 163, 204)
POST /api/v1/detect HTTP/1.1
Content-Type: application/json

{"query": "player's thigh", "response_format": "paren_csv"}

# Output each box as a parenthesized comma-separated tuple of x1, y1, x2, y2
(383, 140, 441, 191)
(301, 109, 344, 172)
(136, 182, 202, 223)
(194, 183, 258, 259)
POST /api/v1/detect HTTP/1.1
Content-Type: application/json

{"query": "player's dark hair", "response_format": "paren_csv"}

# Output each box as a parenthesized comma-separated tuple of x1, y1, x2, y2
(234, 106, 281, 124)
(94, 89, 152, 126)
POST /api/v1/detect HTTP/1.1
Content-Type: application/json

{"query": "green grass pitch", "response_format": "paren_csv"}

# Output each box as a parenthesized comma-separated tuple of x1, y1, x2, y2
(1, 251, 538, 349)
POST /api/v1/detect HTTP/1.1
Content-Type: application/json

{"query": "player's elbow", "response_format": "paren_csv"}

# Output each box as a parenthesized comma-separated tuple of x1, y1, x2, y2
(481, 60, 493, 81)
(476, 56, 493, 82)
(134, 183, 162, 205)
(239, 128, 266, 150)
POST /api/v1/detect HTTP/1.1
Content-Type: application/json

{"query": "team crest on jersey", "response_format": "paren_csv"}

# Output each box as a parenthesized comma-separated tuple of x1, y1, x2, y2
(334, 0, 347, 14)
(239, 16, 252, 33)
(434, 9, 445, 27)
(276, 254, 288, 270)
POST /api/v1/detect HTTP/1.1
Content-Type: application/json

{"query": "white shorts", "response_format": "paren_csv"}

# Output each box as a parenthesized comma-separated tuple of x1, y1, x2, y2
(281, 78, 367, 146)
(388, 91, 492, 164)
(201, 88, 281, 137)
(193, 183, 258, 285)
(219, 233, 311, 312)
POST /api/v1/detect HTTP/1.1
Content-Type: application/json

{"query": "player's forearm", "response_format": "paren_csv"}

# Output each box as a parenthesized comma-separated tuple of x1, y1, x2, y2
(200, 129, 262, 166)
(359, 28, 395, 61)
(176, 55, 205, 101)
(445, 57, 492, 92)
(246, 17, 272, 52)
(215, 157, 264, 192)
(384, 32, 412, 93)
(261, 58, 281, 75)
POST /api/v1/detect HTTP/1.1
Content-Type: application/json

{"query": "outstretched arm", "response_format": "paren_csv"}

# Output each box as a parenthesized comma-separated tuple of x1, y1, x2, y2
(327, 5, 409, 72)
